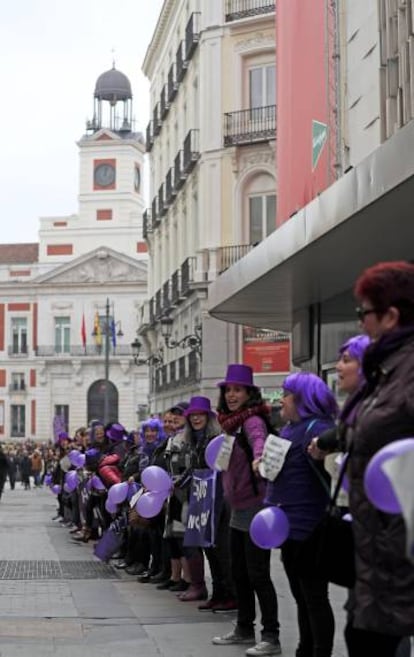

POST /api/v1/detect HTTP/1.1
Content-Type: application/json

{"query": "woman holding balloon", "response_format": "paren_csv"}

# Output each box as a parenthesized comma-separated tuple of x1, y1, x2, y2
(211, 364, 281, 657)
(265, 372, 338, 657)
(339, 261, 414, 657)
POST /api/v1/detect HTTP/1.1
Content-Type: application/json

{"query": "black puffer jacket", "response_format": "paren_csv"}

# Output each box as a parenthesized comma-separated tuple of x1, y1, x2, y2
(345, 328, 414, 635)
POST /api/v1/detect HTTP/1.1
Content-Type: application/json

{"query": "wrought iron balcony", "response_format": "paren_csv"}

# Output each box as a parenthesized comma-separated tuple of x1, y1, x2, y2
(162, 280, 171, 313)
(143, 209, 152, 241)
(153, 353, 201, 392)
(149, 297, 156, 325)
(155, 289, 162, 319)
(160, 85, 170, 120)
(167, 63, 178, 103)
(171, 269, 181, 306)
(9, 383, 27, 393)
(153, 102, 162, 136)
(185, 12, 201, 61)
(224, 105, 276, 146)
(166, 168, 176, 205)
(183, 129, 200, 174)
(181, 257, 196, 296)
(8, 346, 28, 357)
(225, 0, 275, 21)
(176, 41, 188, 83)
(158, 183, 168, 217)
(174, 150, 187, 191)
(146, 121, 154, 152)
(152, 196, 160, 230)
(34, 345, 132, 357)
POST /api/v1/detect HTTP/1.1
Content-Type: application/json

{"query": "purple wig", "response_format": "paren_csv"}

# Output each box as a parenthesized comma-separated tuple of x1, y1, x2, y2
(339, 334, 370, 362)
(283, 372, 338, 420)
(139, 418, 166, 444)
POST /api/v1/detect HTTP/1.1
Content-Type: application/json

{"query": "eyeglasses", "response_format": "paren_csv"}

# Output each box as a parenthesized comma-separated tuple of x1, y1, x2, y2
(355, 306, 379, 321)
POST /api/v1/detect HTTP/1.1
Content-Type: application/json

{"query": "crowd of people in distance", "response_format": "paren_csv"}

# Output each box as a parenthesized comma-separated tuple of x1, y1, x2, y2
(7, 260, 414, 657)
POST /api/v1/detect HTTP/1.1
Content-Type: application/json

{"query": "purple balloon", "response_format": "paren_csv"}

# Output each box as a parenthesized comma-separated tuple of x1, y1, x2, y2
(364, 438, 414, 514)
(91, 475, 106, 491)
(249, 507, 290, 549)
(135, 491, 166, 518)
(127, 482, 139, 501)
(108, 482, 129, 505)
(105, 498, 118, 514)
(141, 466, 172, 493)
(204, 434, 225, 470)
(64, 471, 79, 493)
(44, 474, 52, 486)
(68, 450, 84, 468)
(51, 484, 61, 495)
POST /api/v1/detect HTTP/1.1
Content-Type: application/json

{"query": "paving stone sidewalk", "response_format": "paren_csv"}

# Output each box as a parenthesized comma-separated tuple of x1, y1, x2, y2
(0, 484, 347, 657)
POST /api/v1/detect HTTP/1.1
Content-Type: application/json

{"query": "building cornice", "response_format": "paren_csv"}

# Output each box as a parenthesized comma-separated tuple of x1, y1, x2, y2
(142, 0, 177, 79)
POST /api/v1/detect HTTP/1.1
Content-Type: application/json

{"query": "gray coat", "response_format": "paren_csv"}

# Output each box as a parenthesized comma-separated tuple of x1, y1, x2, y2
(348, 332, 414, 635)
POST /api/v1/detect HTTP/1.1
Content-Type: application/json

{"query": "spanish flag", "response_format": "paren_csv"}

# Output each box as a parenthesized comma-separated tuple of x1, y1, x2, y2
(81, 313, 87, 351)
(93, 312, 102, 347)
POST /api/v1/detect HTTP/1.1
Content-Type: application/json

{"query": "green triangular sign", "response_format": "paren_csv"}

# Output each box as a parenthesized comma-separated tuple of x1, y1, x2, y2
(312, 120, 328, 170)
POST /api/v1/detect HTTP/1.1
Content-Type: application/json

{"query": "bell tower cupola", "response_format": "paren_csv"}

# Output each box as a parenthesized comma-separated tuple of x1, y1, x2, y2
(86, 62, 133, 134)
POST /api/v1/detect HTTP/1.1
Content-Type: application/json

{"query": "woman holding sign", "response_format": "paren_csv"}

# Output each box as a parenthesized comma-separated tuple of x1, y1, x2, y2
(265, 372, 337, 657)
(212, 364, 281, 657)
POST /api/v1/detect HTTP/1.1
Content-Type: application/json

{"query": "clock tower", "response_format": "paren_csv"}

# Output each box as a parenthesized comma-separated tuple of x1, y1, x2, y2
(73, 64, 146, 259)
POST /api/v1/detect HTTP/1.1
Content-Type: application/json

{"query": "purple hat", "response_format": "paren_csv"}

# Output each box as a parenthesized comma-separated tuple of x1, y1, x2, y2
(106, 423, 127, 441)
(184, 396, 215, 417)
(218, 364, 255, 388)
(57, 431, 70, 444)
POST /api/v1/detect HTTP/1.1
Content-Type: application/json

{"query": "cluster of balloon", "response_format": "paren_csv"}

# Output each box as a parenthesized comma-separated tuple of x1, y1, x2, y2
(90, 475, 106, 491)
(204, 434, 225, 470)
(44, 473, 53, 487)
(105, 482, 129, 513)
(249, 507, 290, 549)
(364, 438, 414, 514)
(135, 466, 173, 519)
(68, 450, 86, 469)
(64, 470, 79, 493)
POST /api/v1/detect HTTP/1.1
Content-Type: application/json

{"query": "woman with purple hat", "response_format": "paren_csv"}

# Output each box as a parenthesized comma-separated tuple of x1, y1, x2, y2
(176, 396, 236, 609)
(212, 364, 281, 657)
(265, 372, 338, 657)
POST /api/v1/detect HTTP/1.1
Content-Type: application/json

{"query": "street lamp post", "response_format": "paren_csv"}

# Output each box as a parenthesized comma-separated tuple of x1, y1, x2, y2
(91, 298, 123, 425)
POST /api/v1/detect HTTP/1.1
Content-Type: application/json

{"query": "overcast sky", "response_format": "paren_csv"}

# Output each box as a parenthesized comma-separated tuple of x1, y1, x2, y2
(0, 0, 164, 244)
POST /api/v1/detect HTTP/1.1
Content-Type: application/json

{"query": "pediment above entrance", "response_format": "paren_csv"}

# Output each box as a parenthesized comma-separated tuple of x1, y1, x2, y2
(34, 247, 147, 285)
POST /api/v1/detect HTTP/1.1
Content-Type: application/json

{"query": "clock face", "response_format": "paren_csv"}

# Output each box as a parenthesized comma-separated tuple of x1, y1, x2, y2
(134, 165, 141, 192)
(94, 163, 116, 187)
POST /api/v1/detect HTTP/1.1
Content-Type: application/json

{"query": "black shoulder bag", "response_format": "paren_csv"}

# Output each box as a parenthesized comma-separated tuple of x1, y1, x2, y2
(296, 449, 355, 588)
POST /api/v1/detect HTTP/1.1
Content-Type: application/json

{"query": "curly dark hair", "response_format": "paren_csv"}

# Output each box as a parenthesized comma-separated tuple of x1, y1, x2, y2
(216, 385, 264, 414)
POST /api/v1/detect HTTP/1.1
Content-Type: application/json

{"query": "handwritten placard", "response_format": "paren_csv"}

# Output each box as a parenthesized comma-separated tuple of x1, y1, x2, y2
(214, 434, 235, 471)
(258, 434, 291, 481)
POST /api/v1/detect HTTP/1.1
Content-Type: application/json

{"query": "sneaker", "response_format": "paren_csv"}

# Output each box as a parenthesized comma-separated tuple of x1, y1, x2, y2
(245, 641, 282, 656)
(212, 630, 255, 646)
(212, 599, 238, 613)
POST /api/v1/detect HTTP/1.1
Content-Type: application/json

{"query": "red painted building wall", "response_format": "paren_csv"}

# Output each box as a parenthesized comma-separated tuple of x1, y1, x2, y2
(276, 0, 335, 226)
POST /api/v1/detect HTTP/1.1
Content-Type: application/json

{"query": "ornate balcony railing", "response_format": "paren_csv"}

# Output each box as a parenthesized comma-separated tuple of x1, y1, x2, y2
(176, 41, 188, 83)
(153, 102, 162, 136)
(155, 289, 162, 320)
(146, 121, 154, 152)
(225, 0, 275, 22)
(183, 129, 200, 174)
(217, 244, 255, 273)
(8, 346, 28, 357)
(35, 345, 133, 357)
(162, 280, 171, 313)
(143, 209, 152, 240)
(9, 383, 27, 393)
(152, 196, 160, 230)
(224, 105, 276, 146)
(149, 297, 156, 325)
(181, 257, 196, 296)
(185, 12, 201, 61)
(165, 167, 176, 205)
(158, 183, 168, 217)
(171, 269, 181, 306)
(167, 63, 178, 103)
(160, 85, 170, 120)
(174, 150, 186, 191)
